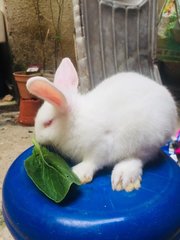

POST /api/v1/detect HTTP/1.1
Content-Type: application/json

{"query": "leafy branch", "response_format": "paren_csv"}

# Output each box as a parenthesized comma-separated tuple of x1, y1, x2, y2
(49, 0, 65, 69)
(32, 0, 64, 71)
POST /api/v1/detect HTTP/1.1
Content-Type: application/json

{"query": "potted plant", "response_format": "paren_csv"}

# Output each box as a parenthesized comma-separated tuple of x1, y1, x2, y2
(13, 65, 41, 126)
(13, 66, 41, 99)
(13, 0, 64, 126)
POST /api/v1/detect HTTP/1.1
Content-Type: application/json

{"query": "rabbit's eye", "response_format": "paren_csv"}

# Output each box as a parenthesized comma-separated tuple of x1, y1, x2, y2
(43, 119, 53, 128)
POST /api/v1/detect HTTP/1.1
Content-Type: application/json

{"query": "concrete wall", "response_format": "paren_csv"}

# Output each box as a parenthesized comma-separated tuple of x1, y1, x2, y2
(4, 0, 76, 72)
(3, 0, 166, 73)
(0, 1, 4, 12)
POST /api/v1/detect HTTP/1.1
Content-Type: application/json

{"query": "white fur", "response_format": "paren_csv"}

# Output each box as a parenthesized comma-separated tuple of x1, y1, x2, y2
(30, 64, 177, 191)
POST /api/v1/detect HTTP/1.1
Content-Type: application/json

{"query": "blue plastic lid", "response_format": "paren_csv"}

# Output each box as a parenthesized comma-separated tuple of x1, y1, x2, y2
(2, 147, 180, 240)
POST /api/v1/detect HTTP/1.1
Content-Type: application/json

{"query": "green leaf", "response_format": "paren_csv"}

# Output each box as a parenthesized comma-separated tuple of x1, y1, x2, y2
(24, 140, 81, 203)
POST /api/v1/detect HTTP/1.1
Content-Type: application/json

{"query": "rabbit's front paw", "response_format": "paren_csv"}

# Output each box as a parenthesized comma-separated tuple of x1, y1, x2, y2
(111, 158, 142, 192)
(72, 161, 96, 184)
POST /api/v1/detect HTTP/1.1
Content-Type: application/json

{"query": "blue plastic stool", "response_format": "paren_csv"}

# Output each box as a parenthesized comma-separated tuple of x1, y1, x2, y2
(2, 147, 180, 240)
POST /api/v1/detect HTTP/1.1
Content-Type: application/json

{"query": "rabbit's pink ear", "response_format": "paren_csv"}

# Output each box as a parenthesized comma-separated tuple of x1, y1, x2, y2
(26, 77, 67, 112)
(54, 58, 79, 91)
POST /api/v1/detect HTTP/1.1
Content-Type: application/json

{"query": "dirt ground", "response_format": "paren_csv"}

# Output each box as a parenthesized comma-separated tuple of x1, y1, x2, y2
(0, 103, 34, 240)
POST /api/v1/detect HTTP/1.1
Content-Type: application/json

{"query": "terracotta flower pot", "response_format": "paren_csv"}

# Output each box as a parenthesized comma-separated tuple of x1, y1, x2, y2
(18, 98, 42, 126)
(13, 71, 38, 99)
(14, 71, 54, 126)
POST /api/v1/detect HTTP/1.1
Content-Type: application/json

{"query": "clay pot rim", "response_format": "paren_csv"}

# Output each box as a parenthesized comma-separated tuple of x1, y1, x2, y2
(21, 98, 42, 103)
(13, 71, 39, 77)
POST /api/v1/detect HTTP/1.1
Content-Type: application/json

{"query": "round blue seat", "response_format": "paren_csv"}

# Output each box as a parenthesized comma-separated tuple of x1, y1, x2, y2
(2, 147, 180, 240)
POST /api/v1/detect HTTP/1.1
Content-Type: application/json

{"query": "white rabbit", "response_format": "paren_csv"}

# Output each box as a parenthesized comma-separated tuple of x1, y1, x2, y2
(26, 58, 177, 192)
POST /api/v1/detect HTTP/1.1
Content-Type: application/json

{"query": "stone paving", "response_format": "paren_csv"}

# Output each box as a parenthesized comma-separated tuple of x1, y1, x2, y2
(0, 104, 34, 240)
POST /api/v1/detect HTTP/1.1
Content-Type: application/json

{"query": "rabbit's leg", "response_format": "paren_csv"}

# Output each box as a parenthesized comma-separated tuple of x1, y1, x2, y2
(72, 161, 98, 184)
(111, 158, 143, 192)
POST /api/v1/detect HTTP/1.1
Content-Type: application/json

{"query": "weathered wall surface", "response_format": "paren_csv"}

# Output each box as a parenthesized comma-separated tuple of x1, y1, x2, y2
(4, 0, 75, 71)
(3, 0, 165, 73)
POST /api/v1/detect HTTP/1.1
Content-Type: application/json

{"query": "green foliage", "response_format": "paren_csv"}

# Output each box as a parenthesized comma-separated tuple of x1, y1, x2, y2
(166, 11, 177, 35)
(24, 140, 81, 203)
